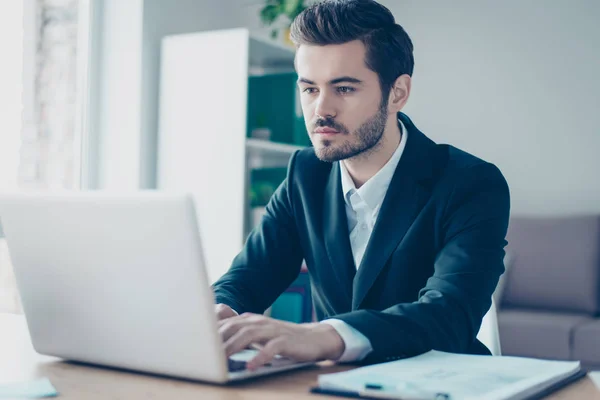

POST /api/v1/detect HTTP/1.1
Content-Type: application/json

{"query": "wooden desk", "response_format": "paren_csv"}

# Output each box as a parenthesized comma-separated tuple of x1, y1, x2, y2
(1, 313, 599, 399)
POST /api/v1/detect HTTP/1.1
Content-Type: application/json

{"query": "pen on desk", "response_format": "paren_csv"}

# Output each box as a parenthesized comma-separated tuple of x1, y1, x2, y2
(363, 382, 451, 400)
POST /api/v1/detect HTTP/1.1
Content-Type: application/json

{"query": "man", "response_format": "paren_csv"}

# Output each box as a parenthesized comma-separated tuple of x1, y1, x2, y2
(213, 0, 510, 371)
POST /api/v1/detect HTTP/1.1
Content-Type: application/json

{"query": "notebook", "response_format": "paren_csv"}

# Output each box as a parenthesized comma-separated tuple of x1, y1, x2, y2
(311, 350, 585, 400)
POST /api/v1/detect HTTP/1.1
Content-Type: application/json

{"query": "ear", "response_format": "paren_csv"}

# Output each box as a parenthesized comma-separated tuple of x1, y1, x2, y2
(387, 74, 411, 113)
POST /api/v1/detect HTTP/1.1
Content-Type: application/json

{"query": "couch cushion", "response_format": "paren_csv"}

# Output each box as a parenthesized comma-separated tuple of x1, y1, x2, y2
(502, 216, 600, 315)
(498, 309, 592, 360)
(573, 320, 600, 365)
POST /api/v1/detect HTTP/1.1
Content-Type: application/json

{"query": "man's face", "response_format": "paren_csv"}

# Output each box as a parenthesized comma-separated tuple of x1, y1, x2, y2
(296, 40, 390, 162)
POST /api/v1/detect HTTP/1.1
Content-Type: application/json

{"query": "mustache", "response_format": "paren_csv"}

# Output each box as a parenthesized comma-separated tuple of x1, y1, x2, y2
(312, 117, 348, 133)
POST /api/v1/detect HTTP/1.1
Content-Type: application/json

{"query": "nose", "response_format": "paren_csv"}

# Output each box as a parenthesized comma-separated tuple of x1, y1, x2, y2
(314, 91, 337, 119)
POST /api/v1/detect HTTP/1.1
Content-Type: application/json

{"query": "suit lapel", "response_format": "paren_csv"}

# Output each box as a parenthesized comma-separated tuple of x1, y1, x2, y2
(322, 162, 355, 306)
(352, 113, 438, 310)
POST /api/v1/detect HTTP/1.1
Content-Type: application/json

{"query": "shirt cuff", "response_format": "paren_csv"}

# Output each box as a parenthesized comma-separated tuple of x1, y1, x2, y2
(321, 318, 373, 362)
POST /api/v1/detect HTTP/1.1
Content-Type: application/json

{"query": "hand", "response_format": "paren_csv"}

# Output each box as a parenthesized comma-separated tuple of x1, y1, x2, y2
(215, 303, 238, 321)
(218, 313, 345, 371)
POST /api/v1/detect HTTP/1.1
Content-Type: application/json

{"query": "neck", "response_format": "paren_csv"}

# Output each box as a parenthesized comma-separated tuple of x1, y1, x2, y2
(342, 117, 402, 188)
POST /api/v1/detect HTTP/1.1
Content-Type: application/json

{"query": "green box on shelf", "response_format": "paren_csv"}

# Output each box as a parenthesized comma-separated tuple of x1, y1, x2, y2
(270, 292, 304, 324)
(251, 167, 287, 186)
(247, 72, 311, 147)
(271, 269, 313, 323)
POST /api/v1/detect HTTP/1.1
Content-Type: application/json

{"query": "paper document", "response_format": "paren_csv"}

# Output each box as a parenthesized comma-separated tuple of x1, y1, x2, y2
(590, 372, 600, 390)
(317, 350, 581, 400)
(0, 377, 58, 398)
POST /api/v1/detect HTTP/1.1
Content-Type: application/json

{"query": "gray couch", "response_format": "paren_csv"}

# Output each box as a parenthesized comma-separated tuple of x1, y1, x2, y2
(497, 215, 600, 370)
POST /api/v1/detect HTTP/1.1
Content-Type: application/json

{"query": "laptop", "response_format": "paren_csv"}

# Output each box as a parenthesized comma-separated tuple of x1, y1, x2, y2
(0, 192, 311, 383)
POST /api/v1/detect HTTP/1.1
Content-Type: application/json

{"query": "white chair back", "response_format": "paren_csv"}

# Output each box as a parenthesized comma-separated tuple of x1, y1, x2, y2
(476, 297, 502, 356)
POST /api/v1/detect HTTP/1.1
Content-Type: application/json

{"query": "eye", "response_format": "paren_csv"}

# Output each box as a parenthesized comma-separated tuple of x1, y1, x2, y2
(302, 87, 318, 94)
(337, 86, 355, 94)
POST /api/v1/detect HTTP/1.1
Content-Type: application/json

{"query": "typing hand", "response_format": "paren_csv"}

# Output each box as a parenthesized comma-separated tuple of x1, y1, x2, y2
(218, 313, 345, 371)
(215, 304, 238, 321)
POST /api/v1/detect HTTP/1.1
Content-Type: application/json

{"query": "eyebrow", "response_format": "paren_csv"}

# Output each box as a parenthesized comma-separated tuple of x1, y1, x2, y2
(297, 76, 363, 85)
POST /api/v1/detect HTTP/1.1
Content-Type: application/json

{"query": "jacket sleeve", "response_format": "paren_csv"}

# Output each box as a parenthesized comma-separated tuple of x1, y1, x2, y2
(333, 162, 510, 364)
(211, 151, 304, 314)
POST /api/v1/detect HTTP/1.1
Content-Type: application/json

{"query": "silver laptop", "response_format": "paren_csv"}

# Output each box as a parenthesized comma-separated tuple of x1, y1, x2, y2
(0, 192, 311, 383)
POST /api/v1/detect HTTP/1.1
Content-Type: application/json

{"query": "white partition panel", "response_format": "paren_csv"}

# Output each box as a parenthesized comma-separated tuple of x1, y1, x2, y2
(158, 29, 249, 283)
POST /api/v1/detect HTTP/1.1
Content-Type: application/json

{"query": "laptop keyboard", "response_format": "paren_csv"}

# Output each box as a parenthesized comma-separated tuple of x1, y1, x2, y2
(228, 358, 247, 372)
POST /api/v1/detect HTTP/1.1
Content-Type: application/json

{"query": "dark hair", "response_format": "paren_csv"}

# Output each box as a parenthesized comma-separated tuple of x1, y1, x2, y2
(290, 0, 414, 97)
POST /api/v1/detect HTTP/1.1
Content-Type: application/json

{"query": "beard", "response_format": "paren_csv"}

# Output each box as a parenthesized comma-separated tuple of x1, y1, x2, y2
(311, 98, 389, 163)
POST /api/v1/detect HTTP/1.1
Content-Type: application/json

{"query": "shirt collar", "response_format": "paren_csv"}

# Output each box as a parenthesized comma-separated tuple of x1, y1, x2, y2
(340, 118, 408, 210)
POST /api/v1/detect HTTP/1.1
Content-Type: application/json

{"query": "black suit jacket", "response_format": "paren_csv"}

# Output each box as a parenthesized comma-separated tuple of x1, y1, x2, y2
(213, 112, 510, 364)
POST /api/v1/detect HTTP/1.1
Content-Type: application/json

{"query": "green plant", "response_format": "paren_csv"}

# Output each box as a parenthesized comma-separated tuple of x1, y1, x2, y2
(260, 0, 307, 39)
(256, 112, 268, 128)
(249, 181, 276, 207)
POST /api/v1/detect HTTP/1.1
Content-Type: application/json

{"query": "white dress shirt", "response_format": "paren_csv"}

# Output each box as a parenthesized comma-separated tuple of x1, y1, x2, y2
(321, 119, 408, 362)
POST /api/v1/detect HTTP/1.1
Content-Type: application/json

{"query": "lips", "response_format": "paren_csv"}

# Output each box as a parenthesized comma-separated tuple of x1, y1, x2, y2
(314, 127, 339, 134)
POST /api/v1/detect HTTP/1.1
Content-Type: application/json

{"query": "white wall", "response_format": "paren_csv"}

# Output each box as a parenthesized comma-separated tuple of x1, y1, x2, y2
(0, 1, 24, 192)
(95, 0, 144, 189)
(376, 0, 600, 216)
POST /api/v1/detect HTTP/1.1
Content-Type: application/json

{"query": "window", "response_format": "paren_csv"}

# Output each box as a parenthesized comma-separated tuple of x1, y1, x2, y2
(0, 0, 91, 313)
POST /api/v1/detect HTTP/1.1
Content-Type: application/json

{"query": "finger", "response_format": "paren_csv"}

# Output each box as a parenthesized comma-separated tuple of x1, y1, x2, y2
(217, 312, 255, 328)
(215, 304, 238, 321)
(216, 307, 233, 321)
(218, 314, 268, 343)
(247, 337, 286, 371)
(249, 343, 264, 351)
(224, 325, 277, 357)
(218, 318, 246, 343)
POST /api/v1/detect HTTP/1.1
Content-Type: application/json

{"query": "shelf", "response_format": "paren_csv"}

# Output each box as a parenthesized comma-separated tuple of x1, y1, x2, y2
(250, 33, 295, 55)
(246, 139, 306, 169)
(246, 138, 304, 155)
(249, 34, 295, 70)
(248, 66, 296, 77)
